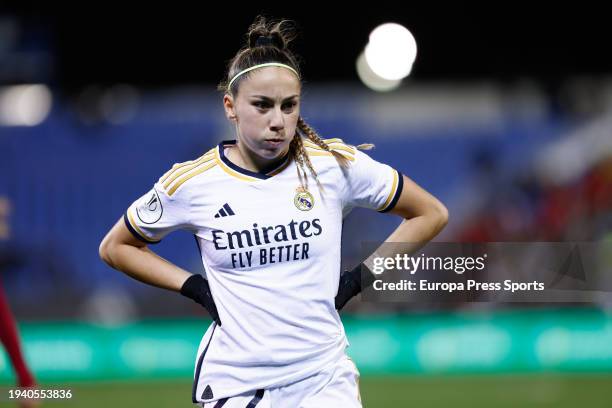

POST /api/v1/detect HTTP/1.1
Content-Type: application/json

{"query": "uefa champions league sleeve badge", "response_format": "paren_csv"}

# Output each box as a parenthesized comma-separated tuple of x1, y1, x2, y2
(294, 186, 314, 211)
(136, 188, 163, 224)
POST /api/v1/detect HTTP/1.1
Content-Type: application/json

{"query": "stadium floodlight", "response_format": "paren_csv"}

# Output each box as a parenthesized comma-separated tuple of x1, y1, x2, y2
(356, 51, 402, 92)
(364, 23, 417, 81)
(0, 84, 52, 126)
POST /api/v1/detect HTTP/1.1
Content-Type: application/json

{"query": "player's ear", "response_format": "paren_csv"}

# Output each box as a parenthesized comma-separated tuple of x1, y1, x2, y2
(223, 94, 237, 122)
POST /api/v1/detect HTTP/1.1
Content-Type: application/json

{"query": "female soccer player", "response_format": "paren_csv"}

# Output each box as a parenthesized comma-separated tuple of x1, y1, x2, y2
(99, 16, 448, 407)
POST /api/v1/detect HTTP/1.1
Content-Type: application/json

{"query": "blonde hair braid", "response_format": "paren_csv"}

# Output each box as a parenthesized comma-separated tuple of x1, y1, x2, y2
(290, 116, 374, 191)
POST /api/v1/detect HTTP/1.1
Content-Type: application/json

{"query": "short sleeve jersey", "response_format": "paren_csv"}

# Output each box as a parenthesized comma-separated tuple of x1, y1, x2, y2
(125, 138, 403, 403)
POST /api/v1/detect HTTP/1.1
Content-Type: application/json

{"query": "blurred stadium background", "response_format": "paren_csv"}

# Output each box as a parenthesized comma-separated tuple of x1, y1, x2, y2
(1, 6, 611, 407)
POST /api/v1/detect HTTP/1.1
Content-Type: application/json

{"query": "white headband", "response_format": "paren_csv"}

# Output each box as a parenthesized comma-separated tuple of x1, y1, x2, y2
(228, 62, 300, 90)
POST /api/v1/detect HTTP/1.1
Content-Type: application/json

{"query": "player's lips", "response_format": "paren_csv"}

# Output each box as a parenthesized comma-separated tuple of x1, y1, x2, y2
(263, 138, 285, 147)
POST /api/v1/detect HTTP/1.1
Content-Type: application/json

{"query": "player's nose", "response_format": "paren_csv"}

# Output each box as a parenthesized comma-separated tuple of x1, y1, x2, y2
(269, 106, 285, 131)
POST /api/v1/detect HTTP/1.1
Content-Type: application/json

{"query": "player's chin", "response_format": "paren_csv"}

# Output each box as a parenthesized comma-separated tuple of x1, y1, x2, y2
(259, 139, 290, 157)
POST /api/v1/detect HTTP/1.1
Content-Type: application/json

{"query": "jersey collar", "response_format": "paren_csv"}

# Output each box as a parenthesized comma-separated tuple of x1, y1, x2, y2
(217, 140, 291, 181)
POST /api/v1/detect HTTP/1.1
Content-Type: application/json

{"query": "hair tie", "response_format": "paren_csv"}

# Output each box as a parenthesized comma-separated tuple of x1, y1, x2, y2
(255, 36, 274, 47)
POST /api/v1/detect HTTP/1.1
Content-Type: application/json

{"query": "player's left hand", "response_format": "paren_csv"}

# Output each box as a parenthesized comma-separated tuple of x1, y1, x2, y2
(335, 267, 361, 310)
(335, 264, 376, 310)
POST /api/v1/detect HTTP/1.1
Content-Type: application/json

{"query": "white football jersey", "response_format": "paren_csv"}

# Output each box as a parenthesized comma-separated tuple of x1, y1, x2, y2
(124, 138, 403, 403)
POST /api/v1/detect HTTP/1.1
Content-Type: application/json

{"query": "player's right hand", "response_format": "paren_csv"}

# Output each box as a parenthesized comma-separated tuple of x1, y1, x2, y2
(180, 274, 222, 326)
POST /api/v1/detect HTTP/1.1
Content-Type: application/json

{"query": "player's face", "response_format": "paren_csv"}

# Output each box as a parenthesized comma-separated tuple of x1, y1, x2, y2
(226, 67, 301, 160)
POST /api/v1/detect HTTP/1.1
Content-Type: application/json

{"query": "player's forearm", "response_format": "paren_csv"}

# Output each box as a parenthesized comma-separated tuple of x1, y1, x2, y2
(388, 210, 447, 243)
(102, 243, 191, 292)
(364, 211, 448, 270)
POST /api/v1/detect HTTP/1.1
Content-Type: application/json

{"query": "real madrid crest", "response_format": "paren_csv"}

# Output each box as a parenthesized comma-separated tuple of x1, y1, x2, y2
(294, 186, 314, 211)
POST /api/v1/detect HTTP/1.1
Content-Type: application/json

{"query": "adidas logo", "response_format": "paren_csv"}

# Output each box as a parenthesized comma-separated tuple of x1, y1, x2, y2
(214, 203, 235, 218)
(202, 384, 214, 400)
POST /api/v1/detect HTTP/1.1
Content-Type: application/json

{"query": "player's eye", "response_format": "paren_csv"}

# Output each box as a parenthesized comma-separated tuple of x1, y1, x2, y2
(282, 101, 297, 112)
(253, 101, 272, 109)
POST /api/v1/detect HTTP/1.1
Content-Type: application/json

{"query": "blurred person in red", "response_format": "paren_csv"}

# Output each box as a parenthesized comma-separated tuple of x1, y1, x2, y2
(0, 197, 39, 408)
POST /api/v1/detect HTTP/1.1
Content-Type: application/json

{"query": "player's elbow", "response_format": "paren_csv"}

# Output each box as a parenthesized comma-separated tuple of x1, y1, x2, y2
(429, 199, 449, 235)
(99, 234, 117, 268)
